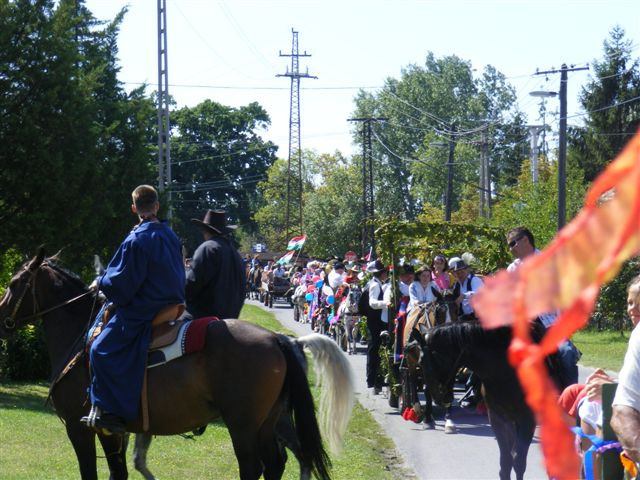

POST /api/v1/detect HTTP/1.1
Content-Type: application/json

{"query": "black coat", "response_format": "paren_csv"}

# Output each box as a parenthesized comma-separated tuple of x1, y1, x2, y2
(185, 236, 245, 319)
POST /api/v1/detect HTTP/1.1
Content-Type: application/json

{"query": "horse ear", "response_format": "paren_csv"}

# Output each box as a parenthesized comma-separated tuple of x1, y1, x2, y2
(29, 245, 46, 270)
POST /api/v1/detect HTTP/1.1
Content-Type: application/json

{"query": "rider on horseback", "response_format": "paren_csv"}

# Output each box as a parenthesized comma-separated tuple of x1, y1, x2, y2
(81, 185, 185, 434)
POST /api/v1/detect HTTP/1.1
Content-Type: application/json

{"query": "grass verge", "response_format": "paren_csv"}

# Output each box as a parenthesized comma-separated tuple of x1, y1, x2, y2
(572, 328, 631, 372)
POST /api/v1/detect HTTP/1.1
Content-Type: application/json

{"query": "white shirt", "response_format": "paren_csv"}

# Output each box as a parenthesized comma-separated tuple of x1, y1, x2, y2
(409, 281, 435, 312)
(369, 277, 390, 323)
(613, 324, 640, 412)
(328, 269, 345, 290)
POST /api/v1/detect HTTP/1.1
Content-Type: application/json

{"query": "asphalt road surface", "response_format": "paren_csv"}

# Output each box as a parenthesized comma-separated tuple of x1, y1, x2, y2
(249, 299, 567, 480)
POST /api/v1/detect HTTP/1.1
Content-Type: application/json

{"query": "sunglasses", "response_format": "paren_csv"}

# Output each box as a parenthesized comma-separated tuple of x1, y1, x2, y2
(508, 236, 524, 248)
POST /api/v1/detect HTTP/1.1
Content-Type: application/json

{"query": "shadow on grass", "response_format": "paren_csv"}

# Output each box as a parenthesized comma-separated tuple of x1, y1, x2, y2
(0, 381, 57, 415)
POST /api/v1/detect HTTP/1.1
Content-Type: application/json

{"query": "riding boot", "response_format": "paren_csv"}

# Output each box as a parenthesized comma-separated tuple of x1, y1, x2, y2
(80, 405, 126, 435)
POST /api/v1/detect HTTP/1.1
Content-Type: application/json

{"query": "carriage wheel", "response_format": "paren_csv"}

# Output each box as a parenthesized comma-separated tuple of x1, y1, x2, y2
(399, 368, 412, 413)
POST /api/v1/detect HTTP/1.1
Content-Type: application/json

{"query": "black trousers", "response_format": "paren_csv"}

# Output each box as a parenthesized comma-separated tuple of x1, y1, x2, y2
(366, 315, 384, 388)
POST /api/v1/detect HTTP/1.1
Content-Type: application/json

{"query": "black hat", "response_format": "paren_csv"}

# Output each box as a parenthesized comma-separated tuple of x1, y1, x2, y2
(398, 264, 415, 275)
(191, 209, 237, 235)
(366, 260, 387, 273)
(334, 262, 346, 271)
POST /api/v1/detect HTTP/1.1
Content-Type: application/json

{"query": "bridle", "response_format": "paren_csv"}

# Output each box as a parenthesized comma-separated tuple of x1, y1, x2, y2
(3, 262, 95, 331)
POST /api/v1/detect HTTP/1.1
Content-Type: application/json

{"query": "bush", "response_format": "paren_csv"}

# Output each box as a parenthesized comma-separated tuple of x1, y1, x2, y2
(590, 257, 640, 331)
(0, 249, 50, 380)
(0, 321, 50, 380)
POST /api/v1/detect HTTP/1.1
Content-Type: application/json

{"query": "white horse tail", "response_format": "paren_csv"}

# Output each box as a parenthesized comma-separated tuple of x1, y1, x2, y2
(296, 333, 354, 454)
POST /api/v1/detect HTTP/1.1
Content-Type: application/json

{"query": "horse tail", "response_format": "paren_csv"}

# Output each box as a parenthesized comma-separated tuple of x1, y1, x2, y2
(295, 333, 354, 454)
(277, 334, 331, 480)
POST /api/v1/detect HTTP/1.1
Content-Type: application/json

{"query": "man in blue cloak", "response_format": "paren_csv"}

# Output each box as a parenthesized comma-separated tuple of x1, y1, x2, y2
(81, 185, 185, 433)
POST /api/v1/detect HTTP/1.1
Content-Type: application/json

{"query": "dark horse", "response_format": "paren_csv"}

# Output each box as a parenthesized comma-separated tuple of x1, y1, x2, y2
(0, 249, 354, 480)
(420, 320, 558, 480)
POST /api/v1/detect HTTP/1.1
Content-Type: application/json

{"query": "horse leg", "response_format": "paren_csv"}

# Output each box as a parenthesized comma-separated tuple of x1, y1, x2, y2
(488, 408, 516, 480)
(513, 414, 535, 480)
(96, 432, 129, 480)
(65, 422, 99, 480)
(275, 412, 311, 480)
(132, 433, 156, 480)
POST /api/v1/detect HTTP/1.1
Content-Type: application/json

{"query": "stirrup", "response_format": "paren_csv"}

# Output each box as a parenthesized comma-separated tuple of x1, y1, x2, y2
(80, 405, 101, 428)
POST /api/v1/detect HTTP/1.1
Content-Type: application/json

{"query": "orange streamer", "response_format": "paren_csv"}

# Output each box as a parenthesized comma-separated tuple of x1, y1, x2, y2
(473, 130, 640, 480)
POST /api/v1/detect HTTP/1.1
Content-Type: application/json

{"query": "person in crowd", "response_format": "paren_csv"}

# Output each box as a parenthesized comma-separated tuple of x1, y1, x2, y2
(185, 209, 245, 320)
(611, 274, 640, 464)
(273, 262, 286, 279)
(431, 254, 453, 292)
(506, 226, 581, 387)
(328, 262, 347, 290)
(344, 262, 361, 284)
(81, 185, 185, 433)
(451, 259, 484, 321)
(409, 265, 435, 313)
(366, 259, 391, 394)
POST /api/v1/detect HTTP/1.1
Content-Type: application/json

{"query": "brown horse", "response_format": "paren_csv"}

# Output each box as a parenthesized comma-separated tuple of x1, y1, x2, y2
(0, 249, 354, 480)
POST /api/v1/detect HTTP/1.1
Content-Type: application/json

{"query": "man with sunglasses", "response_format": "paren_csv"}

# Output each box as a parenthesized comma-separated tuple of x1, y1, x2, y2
(506, 226, 580, 388)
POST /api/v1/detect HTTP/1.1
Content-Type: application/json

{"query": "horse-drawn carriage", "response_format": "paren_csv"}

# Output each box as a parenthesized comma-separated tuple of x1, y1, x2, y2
(263, 275, 294, 308)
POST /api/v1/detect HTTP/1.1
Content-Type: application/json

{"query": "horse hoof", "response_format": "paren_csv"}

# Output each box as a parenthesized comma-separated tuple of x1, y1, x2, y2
(444, 419, 457, 434)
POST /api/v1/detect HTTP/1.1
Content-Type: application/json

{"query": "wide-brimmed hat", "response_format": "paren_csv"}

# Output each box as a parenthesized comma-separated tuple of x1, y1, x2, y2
(366, 259, 387, 273)
(450, 259, 468, 272)
(191, 209, 237, 235)
(346, 262, 361, 272)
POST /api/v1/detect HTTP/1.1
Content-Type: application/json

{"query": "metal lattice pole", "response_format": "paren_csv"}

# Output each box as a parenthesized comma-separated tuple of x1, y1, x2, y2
(277, 29, 316, 243)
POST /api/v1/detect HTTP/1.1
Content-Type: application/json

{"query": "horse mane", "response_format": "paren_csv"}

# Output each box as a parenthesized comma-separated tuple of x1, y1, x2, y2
(42, 256, 90, 292)
(429, 321, 512, 352)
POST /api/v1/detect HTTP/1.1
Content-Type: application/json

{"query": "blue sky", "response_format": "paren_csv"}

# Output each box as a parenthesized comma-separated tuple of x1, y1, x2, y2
(86, 0, 640, 157)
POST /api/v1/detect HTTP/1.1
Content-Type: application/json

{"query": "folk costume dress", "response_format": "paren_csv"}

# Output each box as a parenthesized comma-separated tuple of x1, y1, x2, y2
(89, 220, 185, 421)
(185, 235, 245, 320)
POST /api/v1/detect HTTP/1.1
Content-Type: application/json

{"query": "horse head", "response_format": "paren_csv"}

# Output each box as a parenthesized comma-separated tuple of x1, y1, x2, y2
(0, 247, 94, 338)
(0, 247, 48, 337)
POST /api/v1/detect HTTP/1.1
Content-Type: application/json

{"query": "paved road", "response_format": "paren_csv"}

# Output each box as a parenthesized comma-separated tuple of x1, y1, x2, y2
(249, 299, 572, 480)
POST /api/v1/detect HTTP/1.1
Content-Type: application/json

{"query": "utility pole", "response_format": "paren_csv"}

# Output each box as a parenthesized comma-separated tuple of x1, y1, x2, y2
(535, 63, 588, 230)
(527, 125, 546, 185)
(479, 129, 491, 218)
(444, 125, 456, 222)
(348, 117, 387, 256)
(157, 0, 172, 222)
(277, 29, 317, 244)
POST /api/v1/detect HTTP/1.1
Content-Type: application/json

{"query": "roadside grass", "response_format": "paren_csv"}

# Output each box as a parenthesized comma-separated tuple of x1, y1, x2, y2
(0, 304, 413, 479)
(572, 328, 631, 372)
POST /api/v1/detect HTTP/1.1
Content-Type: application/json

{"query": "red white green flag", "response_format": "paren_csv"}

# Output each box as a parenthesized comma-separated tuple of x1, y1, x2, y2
(277, 251, 295, 265)
(287, 235, 307, 251)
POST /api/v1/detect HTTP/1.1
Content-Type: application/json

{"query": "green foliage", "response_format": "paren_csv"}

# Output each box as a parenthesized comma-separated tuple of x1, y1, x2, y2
(0, 322, 50, 381)
(570, 26, 640, 182)
(0, 0, 156, 271)
(302, 152, 363, 258)
(592, 258, 640, 330)
(169, 100, 277, 253)
(375, 217, 510, 274)
(489, 155, 587, 248)
(0, 249, 23, 297)
(352, 53, 526, 219)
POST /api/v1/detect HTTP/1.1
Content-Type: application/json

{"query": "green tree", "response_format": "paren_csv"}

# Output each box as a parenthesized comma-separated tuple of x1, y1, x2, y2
(302, 152, 363, 258)
(352, 53, 525, 220)
(169, 100, 277, 253)
(570, 26, 640, 182)
(0, 0, 156, 270)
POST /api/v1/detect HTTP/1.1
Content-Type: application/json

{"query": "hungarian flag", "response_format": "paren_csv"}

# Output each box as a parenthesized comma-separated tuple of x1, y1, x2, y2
(287, 235, 307, 251)
(472, 131, 640, 480)
(277, 251, 295, 265)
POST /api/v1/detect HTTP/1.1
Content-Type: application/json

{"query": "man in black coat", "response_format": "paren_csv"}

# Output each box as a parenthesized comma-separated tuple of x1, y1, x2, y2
(185, 209, 245, 319)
